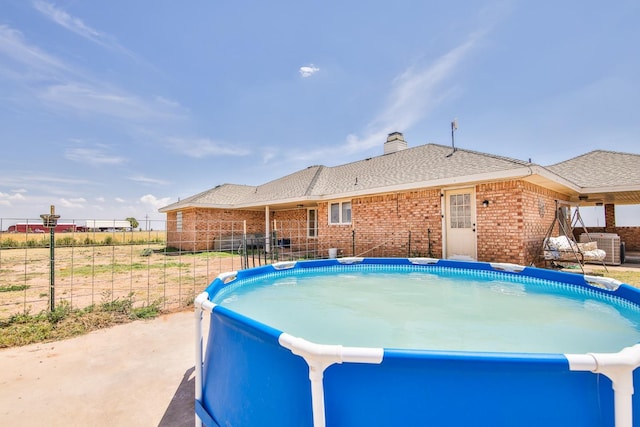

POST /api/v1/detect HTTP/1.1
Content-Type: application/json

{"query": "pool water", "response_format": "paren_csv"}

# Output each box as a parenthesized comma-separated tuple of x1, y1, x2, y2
(215, 268, 640, 353)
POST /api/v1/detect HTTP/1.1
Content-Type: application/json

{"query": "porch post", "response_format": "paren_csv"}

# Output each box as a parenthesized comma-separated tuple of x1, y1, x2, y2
(265, 206, 271, 252)
(605, 204, 616, 233)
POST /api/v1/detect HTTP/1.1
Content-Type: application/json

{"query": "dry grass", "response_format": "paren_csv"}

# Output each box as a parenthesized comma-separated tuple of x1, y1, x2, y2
(1, 242, 246, 347)
(0, 244, 244, 318)
(587, 268, 640, 288)
(0, 230, 166, 246)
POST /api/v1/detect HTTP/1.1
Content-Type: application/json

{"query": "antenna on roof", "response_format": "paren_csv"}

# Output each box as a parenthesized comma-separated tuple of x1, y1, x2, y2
(447, 118, 458, 157)
(451, 118, 458, 151)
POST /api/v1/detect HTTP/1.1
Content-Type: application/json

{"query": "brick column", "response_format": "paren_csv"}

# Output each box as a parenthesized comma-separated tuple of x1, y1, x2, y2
(604, 203, 616, 232)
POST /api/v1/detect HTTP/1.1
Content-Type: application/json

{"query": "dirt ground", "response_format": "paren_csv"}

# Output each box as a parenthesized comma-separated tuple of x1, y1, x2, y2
(0, 245, 245, 317)
(0, 309, 205, 427)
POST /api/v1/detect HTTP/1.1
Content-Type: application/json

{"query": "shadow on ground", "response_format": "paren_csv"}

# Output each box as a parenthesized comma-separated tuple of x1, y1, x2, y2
(158, 367, 195, 427)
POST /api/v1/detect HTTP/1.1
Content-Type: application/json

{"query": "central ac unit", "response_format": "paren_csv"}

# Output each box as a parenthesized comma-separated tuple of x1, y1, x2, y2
(579, 233, 621, 265)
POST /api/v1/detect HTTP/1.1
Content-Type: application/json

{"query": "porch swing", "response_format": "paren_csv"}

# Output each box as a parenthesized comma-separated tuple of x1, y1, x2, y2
(540, 200, 607, 273)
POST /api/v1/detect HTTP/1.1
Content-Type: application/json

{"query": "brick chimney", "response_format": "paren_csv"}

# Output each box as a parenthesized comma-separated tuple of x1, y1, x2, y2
(384, 132, 408, 154)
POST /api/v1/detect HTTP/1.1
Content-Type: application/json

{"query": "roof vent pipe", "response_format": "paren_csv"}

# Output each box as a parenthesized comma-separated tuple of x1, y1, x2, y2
(384, 132, 408, 154)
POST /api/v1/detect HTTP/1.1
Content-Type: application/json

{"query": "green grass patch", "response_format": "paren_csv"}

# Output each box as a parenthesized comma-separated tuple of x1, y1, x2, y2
(0, 294, 162, 348)
(57, 261, 189, 277)
(0, 284, 29, 293)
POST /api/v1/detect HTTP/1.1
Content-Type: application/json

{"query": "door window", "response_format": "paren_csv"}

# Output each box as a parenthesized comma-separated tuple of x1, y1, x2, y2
(449, 194, 472, 228)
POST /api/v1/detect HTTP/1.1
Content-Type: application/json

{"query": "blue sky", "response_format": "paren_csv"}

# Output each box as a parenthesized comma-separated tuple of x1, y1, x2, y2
(1, 0, 639, 226)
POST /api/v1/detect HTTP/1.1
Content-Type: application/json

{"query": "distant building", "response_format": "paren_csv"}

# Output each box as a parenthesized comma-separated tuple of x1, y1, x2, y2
(5, 220, 132, 233)
(7, 223, 79, 233)
(84, 220, 132, 231)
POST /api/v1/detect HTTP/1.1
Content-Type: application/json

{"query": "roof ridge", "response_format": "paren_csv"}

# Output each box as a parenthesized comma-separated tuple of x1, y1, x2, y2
(546, 149, 640, 167)
(305, 165, 325, 196)
(426, 142, 533, 167)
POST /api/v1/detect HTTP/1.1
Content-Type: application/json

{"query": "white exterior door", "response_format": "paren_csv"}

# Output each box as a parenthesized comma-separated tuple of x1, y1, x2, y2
(444, 188, 477, 260)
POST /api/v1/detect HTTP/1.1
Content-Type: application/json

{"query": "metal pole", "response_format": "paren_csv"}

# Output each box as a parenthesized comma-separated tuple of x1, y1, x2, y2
(451, 119, 457, 152)
(41, 205, 59, 312)
(49, 225, 55, 311)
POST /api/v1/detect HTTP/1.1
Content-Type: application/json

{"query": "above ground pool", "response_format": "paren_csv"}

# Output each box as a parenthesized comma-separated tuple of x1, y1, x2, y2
(195, 258, 640, 427)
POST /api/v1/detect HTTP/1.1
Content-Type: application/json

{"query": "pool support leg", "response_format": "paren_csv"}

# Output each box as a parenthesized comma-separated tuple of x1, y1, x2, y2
(567, 344, 640, 427)
(194, 292, 215, 427)
(278, 333, 383, 427)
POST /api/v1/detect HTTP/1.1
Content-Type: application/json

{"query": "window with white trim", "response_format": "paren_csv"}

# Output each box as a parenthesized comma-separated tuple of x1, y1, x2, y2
(307, 208, 318, 237)
(176, 211, 183, 232)
(329, 201, 351, 225)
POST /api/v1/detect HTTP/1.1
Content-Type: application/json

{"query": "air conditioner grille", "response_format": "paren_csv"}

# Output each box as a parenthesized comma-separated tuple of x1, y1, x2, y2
(579, 233, 621, 265)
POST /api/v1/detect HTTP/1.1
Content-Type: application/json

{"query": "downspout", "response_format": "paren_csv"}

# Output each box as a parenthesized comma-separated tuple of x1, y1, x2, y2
(279, 333, 383, 427)
(567, 344, 640, 427)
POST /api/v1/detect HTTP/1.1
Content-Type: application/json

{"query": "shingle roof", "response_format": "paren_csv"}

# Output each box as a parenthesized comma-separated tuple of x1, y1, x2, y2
(546, 150, 640, 188)
(159, 183, 255, 211)
(159, 144, 640, 212)
(160, 143, 535, 211)
(308, 143, 531, 195)
(250, 165, 324, 202)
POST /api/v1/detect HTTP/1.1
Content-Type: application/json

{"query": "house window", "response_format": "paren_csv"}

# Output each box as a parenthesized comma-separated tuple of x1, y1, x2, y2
(449, 194, 471, 228)
(329, 201, 351, 225)
(307, 208, 318, 237)
(176, 211, 183, 232)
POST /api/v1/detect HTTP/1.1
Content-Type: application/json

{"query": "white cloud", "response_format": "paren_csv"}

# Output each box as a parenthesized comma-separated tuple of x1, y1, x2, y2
(39, 83, 183, 121)
(59, 197, 86, 209)
(0, 25, 182, 121)
(0, 192, 26, 200)
(346, 33, 482, 152)
(128, 176, 169, 186)
(0, 24, 69, 74)
(140, 194, 172, 210)
(33, 1, 101, 41)
(164, 136, 250, 158)
(299, 65, 320, 78)
(32, 0, 137, 59)
(115, 197, 126, 203)
(65, 146, 127, 166)
(0, 191, 26, 206)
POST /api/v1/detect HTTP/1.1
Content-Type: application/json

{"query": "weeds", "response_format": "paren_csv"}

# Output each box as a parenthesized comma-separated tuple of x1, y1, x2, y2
(0, 294, 162, 348)
(0, 284, 29, 293)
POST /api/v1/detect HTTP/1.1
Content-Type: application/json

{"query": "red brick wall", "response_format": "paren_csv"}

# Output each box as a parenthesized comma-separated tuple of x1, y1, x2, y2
(604, 204, 616, 232)
(166, 208, 263, 251)
(271, 208, 312, 252)
(166, 180, 574, 263)
(315, 190, 442, 258)
(476, 181, 567, 265)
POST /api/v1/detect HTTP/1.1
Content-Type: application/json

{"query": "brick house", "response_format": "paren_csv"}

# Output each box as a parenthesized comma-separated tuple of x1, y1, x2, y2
(159, 133, 640, 265)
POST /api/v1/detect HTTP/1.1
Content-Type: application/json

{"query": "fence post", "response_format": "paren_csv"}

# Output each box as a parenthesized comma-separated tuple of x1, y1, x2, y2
(242, 220, 248, 269)
(40, 205, 60, 312)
